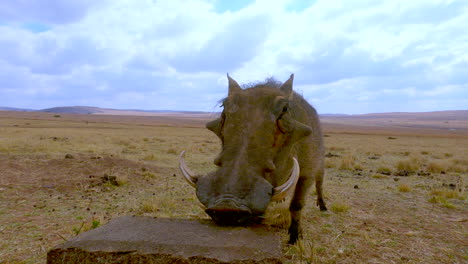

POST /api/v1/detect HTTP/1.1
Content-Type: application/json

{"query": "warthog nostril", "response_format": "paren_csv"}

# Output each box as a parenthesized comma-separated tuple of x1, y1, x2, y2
(206, 208, 252, 226)
(206, 198, 252, 225)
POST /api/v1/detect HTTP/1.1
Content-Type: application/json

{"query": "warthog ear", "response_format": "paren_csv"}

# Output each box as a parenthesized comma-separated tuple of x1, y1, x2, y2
(206, 118, 222, 136)
(280, 74, 294, 98)
(227, 73, 242, 96)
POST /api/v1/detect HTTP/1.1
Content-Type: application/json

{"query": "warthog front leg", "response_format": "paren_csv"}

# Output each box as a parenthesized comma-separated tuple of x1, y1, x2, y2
(316, 169, 327, 211)
(288, 170, 327, 244)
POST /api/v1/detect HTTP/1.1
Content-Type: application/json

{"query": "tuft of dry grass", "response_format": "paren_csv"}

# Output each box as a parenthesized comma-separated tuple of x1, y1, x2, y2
(395, 158, 420, 174)
(427, 161, 448, 173)
(430, 188, 462, 200)
(371, 174, 388, 179)
(398, 184, 412, 192)
(428, 196, 456, 209)
(285, 240, 327, 263)
(325, 158, 337, 168)
(330, 202, 350, 213)
(449, 159, 468, 173)
(339, 155, 356, 171)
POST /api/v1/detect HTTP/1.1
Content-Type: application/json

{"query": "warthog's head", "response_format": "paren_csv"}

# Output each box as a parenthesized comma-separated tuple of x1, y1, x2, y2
(179, 74, 313, 225)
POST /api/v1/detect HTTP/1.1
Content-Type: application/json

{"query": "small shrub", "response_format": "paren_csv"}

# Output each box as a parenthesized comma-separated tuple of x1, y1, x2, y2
(398, 184, 411, 192)
(72, 218, 101, 235)
(325, 159, 336, 168)
(428, 196, 455, 209)
(116, 175, 128, 186)
(421, 151, 429, 155)
(427, 161, 447, 173)
(90, 220, 100, 229)
(372, 174, 388, 179)
(140, 202, 159, 213)
(449, 159, 468, 173)
(330, 202, 350, 213)
(396, 159, 419, 174)
(167, 148, 178, 155)
(339, 155, 356, 170)
(430, 188, 461, 200)
(53, 114, 61, 118)
(142, 171, 156, 179)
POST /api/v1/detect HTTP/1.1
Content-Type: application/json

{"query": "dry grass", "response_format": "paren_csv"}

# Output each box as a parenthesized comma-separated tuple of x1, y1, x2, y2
(329, 202, 350, 213)
(339, 155, 355, 170)
(0, 111, 467, 263)
(398, 184, 412, 192)
(395, 158, 420, 174)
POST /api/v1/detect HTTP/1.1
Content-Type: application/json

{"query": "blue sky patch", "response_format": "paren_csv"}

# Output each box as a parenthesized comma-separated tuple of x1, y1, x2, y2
(213, 0, 254, 13)
(22, 22, 51, 33)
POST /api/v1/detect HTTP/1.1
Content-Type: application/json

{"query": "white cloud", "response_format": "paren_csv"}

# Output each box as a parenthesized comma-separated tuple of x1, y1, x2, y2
(0, 0, 467, 113)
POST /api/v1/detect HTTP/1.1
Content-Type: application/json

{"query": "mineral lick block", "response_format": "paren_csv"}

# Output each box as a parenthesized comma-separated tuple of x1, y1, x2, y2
(47, 216, 282, 263)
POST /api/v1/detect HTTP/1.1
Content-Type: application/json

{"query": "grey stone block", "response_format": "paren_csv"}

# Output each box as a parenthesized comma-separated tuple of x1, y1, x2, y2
(47, 216, 282, 263)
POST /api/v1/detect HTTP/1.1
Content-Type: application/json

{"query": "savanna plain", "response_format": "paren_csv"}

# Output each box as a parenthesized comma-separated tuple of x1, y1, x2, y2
(0, 110, 466, 263)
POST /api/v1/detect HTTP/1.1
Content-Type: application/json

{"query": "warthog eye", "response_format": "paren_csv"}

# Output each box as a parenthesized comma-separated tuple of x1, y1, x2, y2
(278, 103, 289, 121)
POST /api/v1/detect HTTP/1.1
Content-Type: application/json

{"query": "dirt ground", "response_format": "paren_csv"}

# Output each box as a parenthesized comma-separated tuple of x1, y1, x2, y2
(0, 111, 466, 263)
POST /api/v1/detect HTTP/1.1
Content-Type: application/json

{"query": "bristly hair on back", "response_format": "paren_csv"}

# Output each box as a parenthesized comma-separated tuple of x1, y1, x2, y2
(216, 77, 284, 109)
(241, 77, 282, 90)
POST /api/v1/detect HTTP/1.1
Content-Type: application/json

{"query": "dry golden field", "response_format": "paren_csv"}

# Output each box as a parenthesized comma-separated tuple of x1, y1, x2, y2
(0, 110, 466, 263)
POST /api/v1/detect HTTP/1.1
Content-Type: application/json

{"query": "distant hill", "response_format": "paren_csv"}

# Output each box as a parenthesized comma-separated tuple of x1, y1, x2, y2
(0, 107, 34, 112)
(40, 106, 105, 114)
(320, 110, 468, 131)
(35, 106, 211, 117)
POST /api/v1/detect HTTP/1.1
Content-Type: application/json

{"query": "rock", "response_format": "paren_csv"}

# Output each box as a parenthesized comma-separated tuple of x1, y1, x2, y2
(47, 216, 282, 264)
(101, 174, 119, 186)
(394, 170, 410, 176)
(64, 154, 74, 159)
(325, 152, 341, 158)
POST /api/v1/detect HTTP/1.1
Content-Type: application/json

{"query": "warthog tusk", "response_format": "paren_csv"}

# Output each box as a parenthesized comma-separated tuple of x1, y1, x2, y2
(271, 157, 300, 201)
(179, 151, 197, 187)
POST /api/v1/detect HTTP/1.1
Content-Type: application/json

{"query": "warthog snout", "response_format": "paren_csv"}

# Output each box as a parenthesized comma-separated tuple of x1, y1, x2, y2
(205, 197, 253, 225)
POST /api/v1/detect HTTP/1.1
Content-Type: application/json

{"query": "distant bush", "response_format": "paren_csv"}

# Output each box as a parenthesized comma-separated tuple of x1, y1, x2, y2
(430, 188, 461, 200)
(427, 161, 447, 173)
(339, 155, 356, 170)
(396, 159, 419, 174)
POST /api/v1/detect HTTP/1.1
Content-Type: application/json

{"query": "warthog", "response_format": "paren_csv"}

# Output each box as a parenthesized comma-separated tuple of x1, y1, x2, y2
(179, 74, 327, 244)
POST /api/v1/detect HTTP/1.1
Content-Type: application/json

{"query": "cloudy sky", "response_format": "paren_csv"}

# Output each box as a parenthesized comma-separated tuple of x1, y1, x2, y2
(0, 0, 467, 114)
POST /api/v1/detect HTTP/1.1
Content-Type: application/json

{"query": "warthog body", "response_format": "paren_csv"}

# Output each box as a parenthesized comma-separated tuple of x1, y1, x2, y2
(180, 74, 326, 244)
